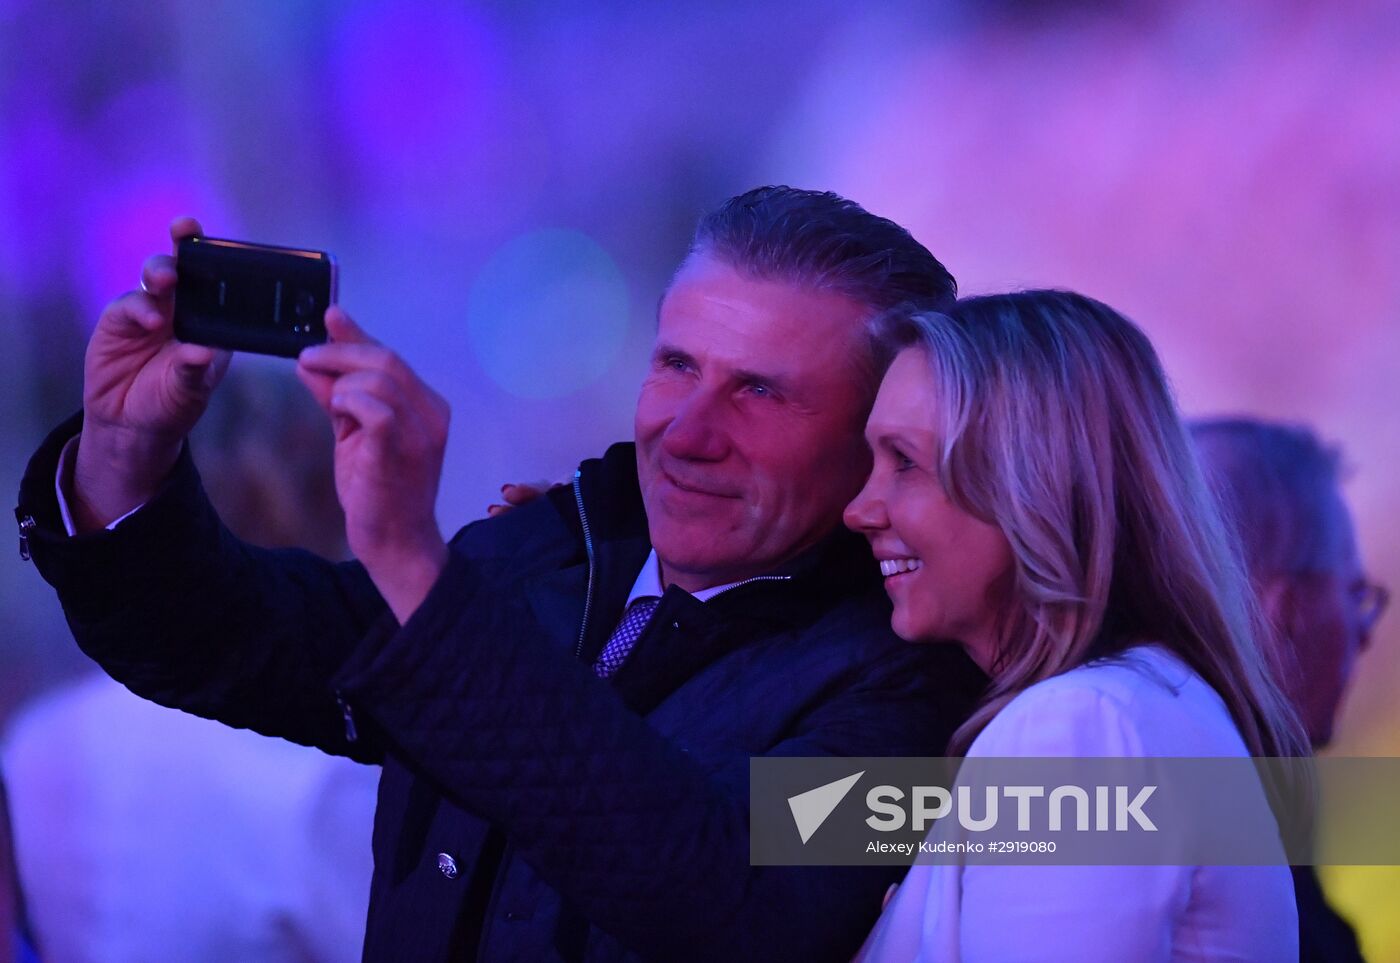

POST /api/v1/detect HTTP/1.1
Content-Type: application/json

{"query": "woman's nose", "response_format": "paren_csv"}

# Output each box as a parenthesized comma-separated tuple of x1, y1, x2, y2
(843, 480, 887, 533)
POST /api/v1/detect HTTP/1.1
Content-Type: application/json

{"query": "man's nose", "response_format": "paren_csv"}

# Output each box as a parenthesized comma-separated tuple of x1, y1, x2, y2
(843, 479, 886, 533)
(661, 387, 730, 462)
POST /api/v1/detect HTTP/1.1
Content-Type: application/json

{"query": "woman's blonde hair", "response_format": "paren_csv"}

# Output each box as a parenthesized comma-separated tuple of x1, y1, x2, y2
(876, 291, 1308, 758)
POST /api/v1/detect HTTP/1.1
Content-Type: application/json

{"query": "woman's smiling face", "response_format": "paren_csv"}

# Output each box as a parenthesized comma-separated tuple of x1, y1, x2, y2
(843, 348, 1014, 669)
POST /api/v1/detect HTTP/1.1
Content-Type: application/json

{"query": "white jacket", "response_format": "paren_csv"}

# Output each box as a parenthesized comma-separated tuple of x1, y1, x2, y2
(857, 645, 1297, 963)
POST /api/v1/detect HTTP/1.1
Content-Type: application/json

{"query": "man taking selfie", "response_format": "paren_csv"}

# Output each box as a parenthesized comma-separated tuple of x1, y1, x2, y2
(16, 187, 985, 962)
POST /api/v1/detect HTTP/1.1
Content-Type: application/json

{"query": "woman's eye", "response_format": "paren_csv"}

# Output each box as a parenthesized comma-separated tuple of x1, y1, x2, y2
(893, 449, 915, 472)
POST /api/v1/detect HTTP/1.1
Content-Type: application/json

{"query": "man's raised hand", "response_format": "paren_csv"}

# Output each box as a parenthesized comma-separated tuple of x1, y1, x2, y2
(296, 307, 450, 623)
(71, 217, 231, 532)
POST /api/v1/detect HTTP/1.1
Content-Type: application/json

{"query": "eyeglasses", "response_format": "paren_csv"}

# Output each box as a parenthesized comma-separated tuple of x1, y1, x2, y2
(1356, 580, 1390, 636)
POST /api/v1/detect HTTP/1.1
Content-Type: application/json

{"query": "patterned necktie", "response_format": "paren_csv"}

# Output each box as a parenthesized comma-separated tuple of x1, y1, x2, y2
(593, 597, 660, 678)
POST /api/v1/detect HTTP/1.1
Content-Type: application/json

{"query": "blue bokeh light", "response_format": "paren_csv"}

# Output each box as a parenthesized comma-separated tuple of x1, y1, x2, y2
(466, 228, 630, 400)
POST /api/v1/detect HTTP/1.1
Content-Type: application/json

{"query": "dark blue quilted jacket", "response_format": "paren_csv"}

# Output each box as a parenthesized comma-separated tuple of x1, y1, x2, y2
(18, 414, 985, 962)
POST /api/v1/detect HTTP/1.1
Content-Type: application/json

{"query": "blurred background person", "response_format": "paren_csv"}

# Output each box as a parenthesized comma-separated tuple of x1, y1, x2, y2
(1194, 417, 1389, 963)
(1, 363, 379, 963)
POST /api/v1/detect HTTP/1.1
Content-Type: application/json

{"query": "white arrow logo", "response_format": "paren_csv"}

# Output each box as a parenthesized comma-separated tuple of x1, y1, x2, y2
(787, 771, 865, 844)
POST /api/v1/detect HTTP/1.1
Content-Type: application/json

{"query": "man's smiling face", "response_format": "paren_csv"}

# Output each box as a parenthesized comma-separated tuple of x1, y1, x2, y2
(634, 253, 875, 592)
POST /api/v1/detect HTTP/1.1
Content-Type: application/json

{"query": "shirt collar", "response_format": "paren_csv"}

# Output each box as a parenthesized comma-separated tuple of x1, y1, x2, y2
(625, 549, 755, 606)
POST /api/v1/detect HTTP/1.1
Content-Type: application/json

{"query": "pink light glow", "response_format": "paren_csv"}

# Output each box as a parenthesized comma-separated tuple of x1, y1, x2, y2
(82, 173, 237, 328)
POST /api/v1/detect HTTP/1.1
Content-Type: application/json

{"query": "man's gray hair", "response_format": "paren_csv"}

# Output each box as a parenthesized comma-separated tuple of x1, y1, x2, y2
(686, 186, 956, 400)
(690, 185, 955, 312)
(1190, 418, 1352, 578)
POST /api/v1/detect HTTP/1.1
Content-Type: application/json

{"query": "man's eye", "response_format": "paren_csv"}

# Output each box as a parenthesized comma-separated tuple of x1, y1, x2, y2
(746, 382, 771, 397)
(661, 356, 689, 372)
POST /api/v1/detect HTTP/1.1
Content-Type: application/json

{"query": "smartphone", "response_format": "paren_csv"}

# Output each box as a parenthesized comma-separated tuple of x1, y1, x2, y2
(173, 236, 337, 357)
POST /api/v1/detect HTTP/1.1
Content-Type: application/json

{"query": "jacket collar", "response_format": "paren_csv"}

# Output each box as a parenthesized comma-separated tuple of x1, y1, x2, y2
(558, 441, 883, 629)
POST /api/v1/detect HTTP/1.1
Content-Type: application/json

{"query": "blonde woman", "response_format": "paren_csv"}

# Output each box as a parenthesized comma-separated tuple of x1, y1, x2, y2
(845, 291, 1307, 962)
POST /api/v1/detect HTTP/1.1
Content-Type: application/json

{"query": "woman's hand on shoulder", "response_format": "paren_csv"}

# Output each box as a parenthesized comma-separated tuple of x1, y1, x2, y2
(486, 479, 567, 517)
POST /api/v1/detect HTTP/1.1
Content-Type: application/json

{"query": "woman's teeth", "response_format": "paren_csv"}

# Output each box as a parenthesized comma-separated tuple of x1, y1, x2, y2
(879, 558, 923, 577)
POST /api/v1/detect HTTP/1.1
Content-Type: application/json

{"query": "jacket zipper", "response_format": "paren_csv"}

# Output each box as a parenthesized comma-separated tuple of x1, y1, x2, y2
(572, 470, 596, 661)
(707, 574, 791, 598)
(17, 514, 35, 561)
(569, 470, 790, 658)
(335, 690, 358, 744)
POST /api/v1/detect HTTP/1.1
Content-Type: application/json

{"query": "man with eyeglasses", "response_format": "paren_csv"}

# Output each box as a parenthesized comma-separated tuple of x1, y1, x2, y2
(1193, 416, 1388, 963)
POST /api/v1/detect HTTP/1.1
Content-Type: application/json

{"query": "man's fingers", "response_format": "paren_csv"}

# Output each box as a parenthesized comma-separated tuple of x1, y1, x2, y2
(140, 255, 178, 300)
(325, 305, 377, 345)
(101, 290, 170, 336)
(210, 347, 233, 380)
(297, 363, 406, 426)
(329, 389, 394, 440)
(169, 216, 203, 252)
(300, 339, 447, 431)
(299, 341, 403, 379)
(174, 341, 215, 369)
(172, 342, 228, 394)
(201, 348, 234, 398)
(295, 359, 337, 414)
(327, 369, 402, 410)
(299, 333, 448, 447)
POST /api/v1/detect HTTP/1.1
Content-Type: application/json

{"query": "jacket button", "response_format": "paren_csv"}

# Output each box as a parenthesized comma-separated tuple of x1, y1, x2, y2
(437, 852, 459, 879)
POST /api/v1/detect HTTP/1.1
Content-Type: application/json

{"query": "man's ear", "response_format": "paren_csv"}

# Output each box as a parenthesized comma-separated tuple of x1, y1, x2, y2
(1358, 594, 1377, 654)
(1256, 575, 1292, 634)
(1255, 575, 1304, 687)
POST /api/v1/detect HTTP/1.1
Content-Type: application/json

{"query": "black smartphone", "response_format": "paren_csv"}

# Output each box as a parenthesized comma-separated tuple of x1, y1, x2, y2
(173, 236, 337, 357)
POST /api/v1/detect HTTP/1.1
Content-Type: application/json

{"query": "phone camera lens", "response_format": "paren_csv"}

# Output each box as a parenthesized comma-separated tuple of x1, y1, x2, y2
(295, 290, 316, 319)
